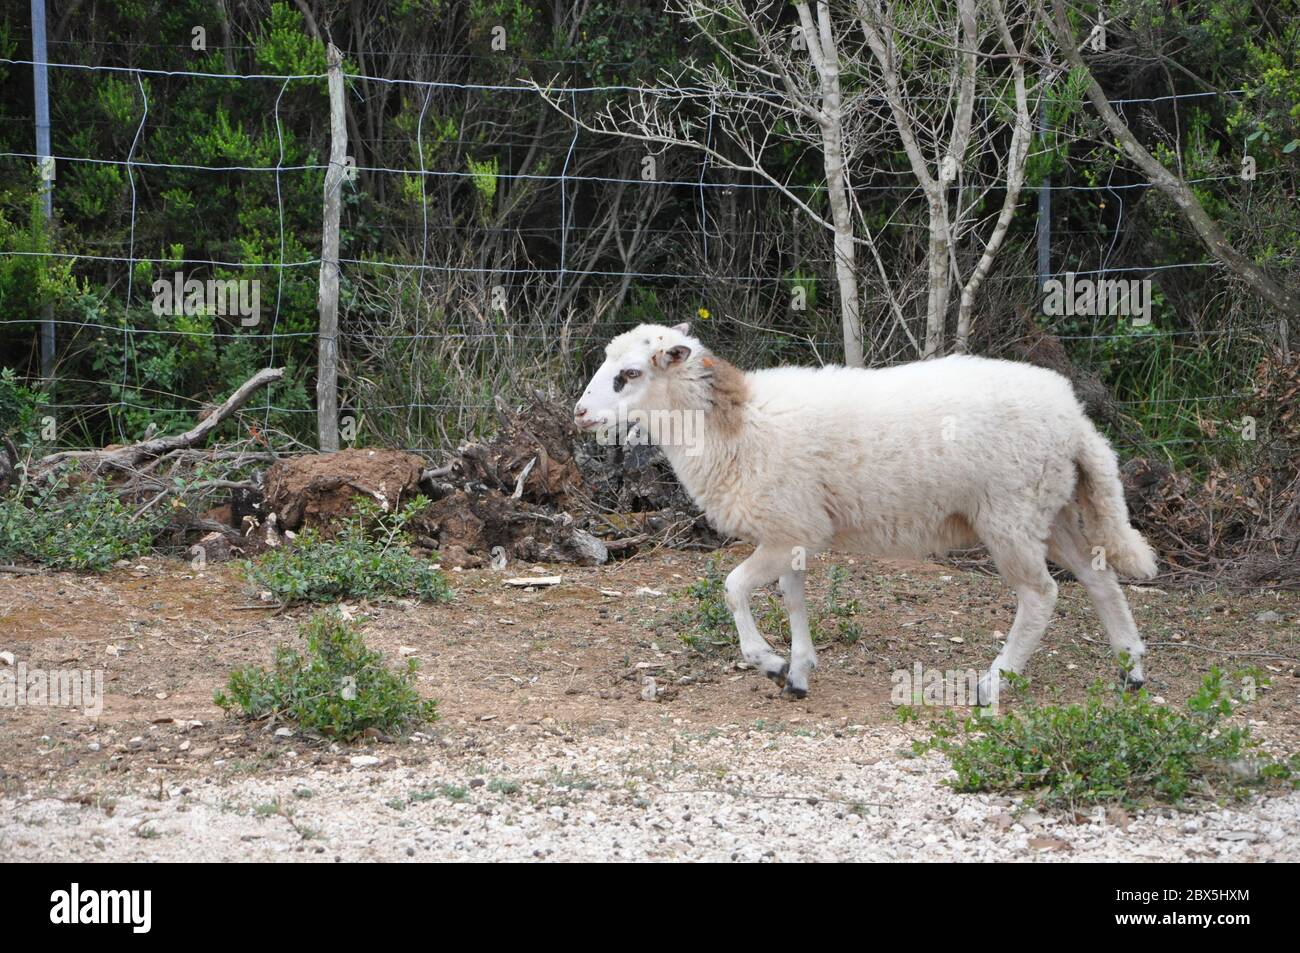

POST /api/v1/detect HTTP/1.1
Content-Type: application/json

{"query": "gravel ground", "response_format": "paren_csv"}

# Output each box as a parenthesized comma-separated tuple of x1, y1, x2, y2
(5, 722, 1297, 862)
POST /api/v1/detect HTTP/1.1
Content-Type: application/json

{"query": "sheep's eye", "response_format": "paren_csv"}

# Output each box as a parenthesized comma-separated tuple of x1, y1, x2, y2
(612, 368, 641, 393)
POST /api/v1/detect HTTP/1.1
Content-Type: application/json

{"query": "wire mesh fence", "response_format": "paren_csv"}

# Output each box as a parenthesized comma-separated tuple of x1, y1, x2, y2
(0, 50, 1283, 464)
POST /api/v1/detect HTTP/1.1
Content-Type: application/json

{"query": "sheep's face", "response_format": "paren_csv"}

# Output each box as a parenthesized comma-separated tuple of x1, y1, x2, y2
(574, 322, 695, 434)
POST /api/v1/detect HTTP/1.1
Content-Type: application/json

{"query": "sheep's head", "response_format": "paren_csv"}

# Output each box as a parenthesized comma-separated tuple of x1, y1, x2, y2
(574, 322, 697, 436)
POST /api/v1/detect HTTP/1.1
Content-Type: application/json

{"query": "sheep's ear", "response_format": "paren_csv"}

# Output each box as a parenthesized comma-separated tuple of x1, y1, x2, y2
(671, 322, 690, 335)
(651, 344, 692, 370)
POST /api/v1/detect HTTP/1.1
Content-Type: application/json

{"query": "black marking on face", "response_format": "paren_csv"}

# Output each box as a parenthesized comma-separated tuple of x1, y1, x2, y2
(613, 367, 641, 393)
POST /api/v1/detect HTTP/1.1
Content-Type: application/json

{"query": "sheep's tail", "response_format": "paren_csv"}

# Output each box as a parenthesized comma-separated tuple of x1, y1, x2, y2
(1074, 420, 1158, 579)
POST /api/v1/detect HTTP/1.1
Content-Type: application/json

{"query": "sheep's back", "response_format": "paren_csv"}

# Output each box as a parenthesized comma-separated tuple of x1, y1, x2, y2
(724, 355, 1086, 551)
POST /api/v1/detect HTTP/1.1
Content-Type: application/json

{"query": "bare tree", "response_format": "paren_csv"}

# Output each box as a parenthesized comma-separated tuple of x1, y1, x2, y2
(955, 0, 1033, 351)
(797, 2, 866, 365)
(534, 0, 1043, 362)
(534, 0, 897, 366)
(855, 0, 1038, 355)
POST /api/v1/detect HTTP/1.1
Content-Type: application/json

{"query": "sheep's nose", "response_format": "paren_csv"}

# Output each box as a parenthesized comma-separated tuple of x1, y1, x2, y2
(574, 405, 589, 425)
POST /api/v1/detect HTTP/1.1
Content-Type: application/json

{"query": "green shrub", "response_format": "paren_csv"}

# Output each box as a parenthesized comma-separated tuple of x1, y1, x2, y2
(245, 497, 451, 604)
(0, 477, 160, 570)
(0, 367, 45, 440)
(917, 669, 1297, 811)
(214, 610, 437, 742)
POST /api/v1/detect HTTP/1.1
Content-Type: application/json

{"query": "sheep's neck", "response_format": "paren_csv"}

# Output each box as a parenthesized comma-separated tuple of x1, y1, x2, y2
(653, 356, 750, 513)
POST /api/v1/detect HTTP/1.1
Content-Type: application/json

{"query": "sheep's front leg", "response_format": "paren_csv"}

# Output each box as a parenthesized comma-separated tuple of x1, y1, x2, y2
(779, 569, 816, 699)
(724, 545, 790, 683)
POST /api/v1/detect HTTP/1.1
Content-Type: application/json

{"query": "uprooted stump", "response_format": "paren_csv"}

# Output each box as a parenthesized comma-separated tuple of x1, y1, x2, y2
(423, 398, 582, 504)
(264, 449, 425, 533)
(412, 490, 609, 568)
(237, 396, 722, 567)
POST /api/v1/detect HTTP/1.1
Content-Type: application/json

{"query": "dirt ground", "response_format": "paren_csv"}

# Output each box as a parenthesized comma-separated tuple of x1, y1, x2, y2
(2, 548, 1298, 861)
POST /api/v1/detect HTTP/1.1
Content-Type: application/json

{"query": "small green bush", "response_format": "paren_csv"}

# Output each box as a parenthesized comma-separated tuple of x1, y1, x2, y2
(245, 497, 451, 604)
(918, 669, 1297, 811)
(0, 367, 46, 440)
(0, 477, 160, 570)
(214, 610, 437, 741)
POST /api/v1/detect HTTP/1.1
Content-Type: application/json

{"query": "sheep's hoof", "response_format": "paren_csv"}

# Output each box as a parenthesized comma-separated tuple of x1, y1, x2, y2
(763, 660, 789, 685)
(781, 683, 808, 700)
(975, 673, 1001, 708)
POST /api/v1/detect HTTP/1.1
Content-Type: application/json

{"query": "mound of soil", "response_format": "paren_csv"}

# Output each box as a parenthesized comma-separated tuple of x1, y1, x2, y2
(263, 449, 425, 533)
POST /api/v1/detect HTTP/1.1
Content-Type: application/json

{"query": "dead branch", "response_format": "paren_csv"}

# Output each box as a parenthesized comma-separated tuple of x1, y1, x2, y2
(37, 367, 284, 474)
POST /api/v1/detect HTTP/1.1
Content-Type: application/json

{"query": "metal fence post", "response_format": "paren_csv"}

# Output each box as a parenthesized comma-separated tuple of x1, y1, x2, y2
(31, 0, 55, 385)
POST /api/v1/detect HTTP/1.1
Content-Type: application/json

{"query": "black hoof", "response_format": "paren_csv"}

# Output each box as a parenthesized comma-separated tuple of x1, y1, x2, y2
(765, 662, 789, 684)
(781, 684, 808, 700)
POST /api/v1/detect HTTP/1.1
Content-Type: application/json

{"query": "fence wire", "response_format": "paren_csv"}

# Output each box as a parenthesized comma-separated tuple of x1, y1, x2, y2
(0, 57, 1280, 461)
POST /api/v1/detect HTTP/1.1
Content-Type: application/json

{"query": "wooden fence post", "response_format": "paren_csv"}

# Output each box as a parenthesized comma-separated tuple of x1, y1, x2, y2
(317, 43, 346, 451)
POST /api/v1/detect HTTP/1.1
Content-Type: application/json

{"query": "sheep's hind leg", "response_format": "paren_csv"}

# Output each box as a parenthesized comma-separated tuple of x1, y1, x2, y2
(725, 545, 793, 684)
(1047, 507, 1147, 689)
(977, 537, 1058, 706)
(778, 569, 816, 699)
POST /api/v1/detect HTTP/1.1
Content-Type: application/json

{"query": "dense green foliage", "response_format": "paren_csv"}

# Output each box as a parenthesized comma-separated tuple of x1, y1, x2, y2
(245, 496, 452, 604)
(0, 476, 162, 570)
(215, 609, 437, 741)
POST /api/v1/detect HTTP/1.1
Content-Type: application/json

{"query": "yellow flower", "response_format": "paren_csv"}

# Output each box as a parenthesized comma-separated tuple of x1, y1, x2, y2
(697, 307, 710, 320)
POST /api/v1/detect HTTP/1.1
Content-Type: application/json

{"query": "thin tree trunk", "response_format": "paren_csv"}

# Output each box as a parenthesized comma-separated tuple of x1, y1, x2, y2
(858, 2, 949, 358)
(926, 200, 951, 358)
(797, 2, 863, 366)
(957, 0, 1032, 352)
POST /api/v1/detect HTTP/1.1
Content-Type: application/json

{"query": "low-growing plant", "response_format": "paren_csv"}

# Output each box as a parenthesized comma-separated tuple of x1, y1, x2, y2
(245, 496, 452, 604)
(214, 610, 437, 742)
(671, 559, 864, 651)
(0, 477, 162, 570)
(671, 556, 736, 651)
(824, 564, 862, 644)
(916, 668, 1297, 811)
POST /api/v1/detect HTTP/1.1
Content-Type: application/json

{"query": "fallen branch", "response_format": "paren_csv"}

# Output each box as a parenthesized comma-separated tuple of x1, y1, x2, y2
(38, 367, 285, 473)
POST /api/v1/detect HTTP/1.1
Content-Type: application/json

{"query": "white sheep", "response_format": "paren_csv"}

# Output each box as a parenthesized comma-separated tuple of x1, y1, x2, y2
(575, 322, 1157, 702)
